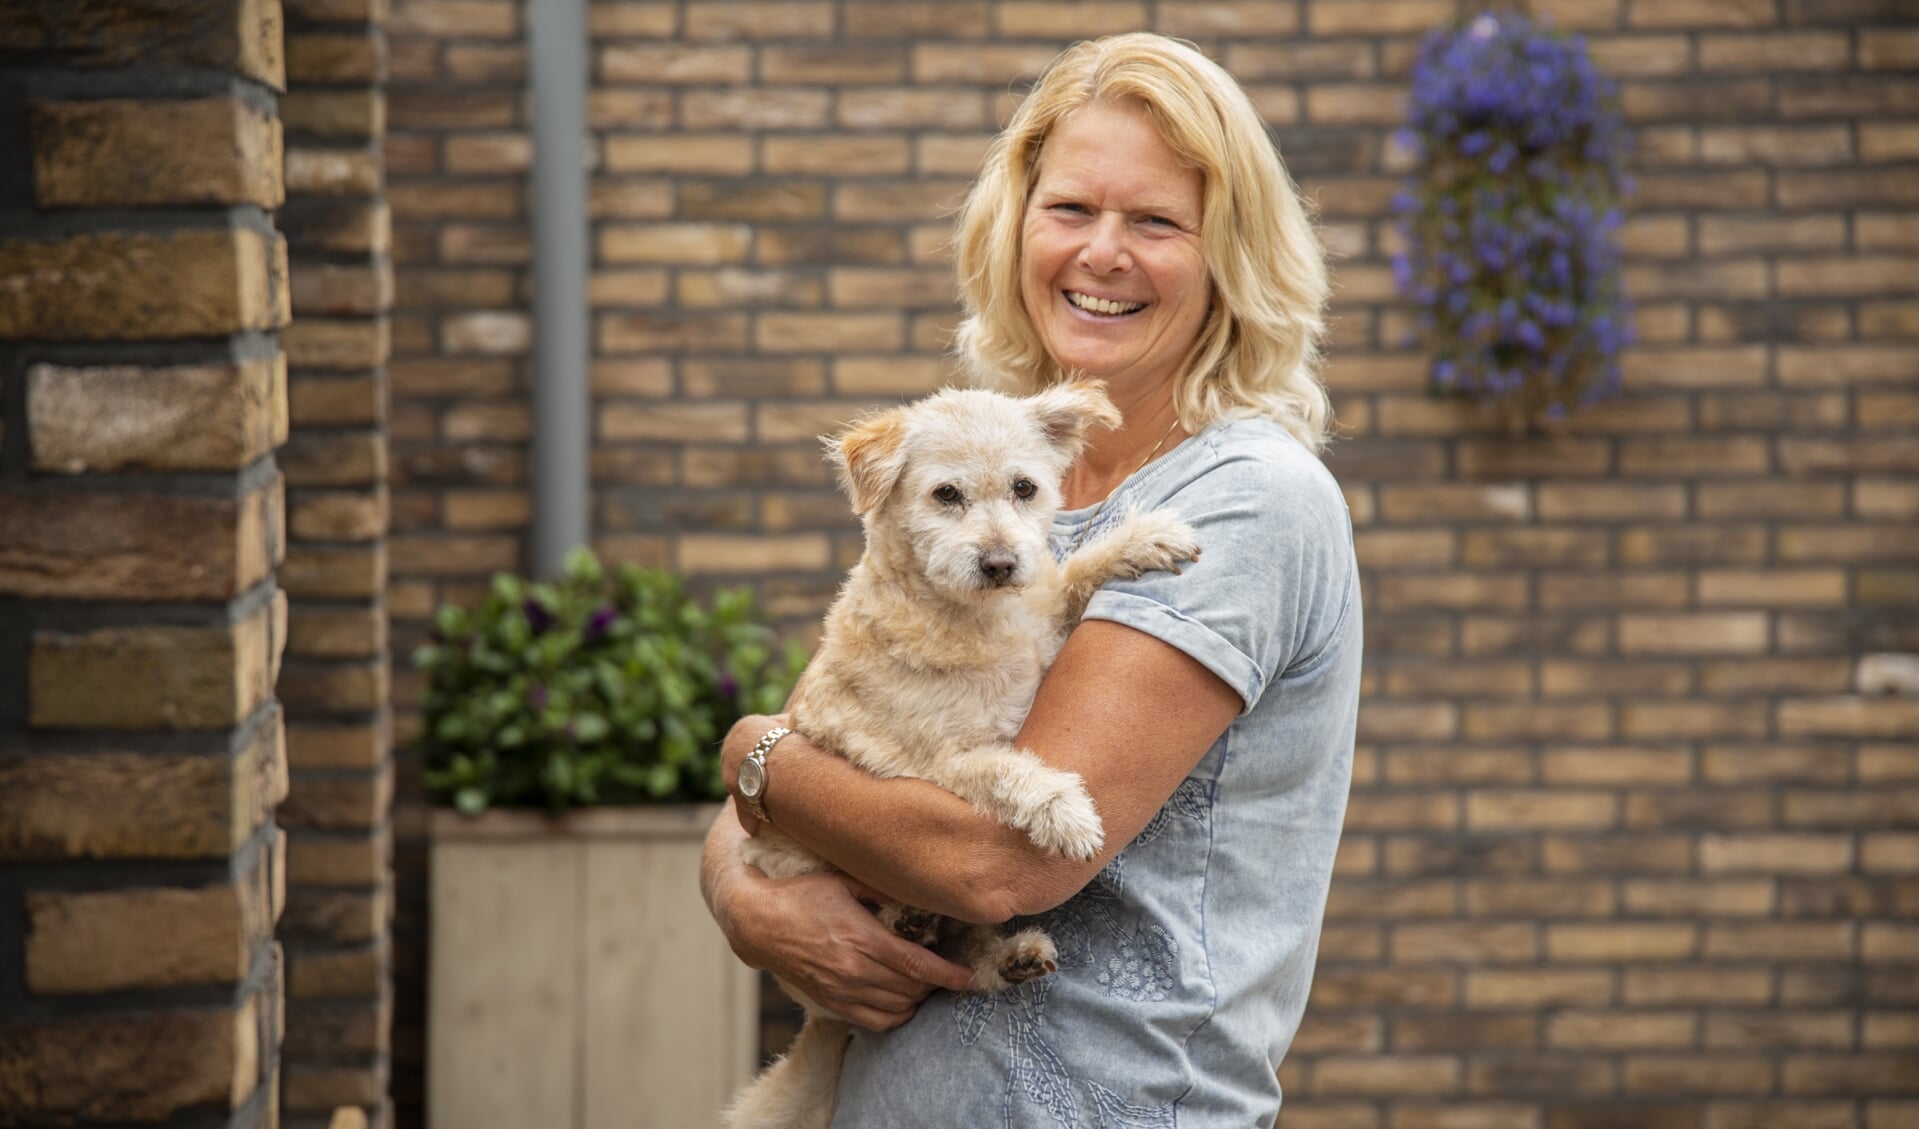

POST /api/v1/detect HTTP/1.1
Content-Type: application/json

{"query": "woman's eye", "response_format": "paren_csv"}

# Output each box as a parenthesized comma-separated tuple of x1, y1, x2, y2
(934, 485, 963, 505)
(1144, 214, 1180, 229)
(1013, 479, 1037, 500)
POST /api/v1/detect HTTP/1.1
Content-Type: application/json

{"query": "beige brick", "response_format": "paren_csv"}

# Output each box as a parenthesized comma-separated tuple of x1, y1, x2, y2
(1697, 482, 1845, 520)
(1549, 924, 1697, 963)
(1545, 834, 1693, 873)
(1619, 702, 1764, 743)
(283, 318, 390, 370)
(1384, 748, 1531, 788)
(1708, 1101, 1856, 1129)
(1706, 923, 1854, 961)
(1314, 1055, 1459, 1096)
(30, 607, 273, 730)
(1788, 1055, 1919, 1097)
(912, 42, 1060, 83)
(1624, 1055, 1775, 1095)
(763, 135, 909, 176)
(1466, 969, 1615, 1009)
(1549, 1010, 1696, 1051)
(26, 854, 272, 993)
(678, 534, 829, 574)
(1780, 168, 1919, 209)
(286, 941, 385, 998)
(3, 0, 285, 83)
(762, 44, 905, 84)
(1619, 614, 1769, 655)
(28, 355, 283, 473)
(285, 147, 379, 197)
(1323, 353, 1428, 392)
(1471, 877, 1617, 918)
(1623, 78, 1773, 124)
(281, 543, 386, 600)
(1534, 483, 1685, 522)
(1629, 0, 1774, 28)
(683, 88, 831, 131)
(599, 311, 747, 353)
(833, 356, 953, 396)
(1780, 697, 1919, 739)
(1587, 33, 1692, 76)
(587, 90, 672, 130)
(1625, 790, 1773, 832)
(0, 999, 261, 1121)
(1542, 747, 1691, 787)
(1543, 660, 1692, 699)
(33, 96, 281, 208)
(1462, 703, 1612, 743)
(677, 0, 829, 37)
(1, 228, 287, 339)
(1700, 833, 1853, 874)
(1538, 573, 1688, 612)
(838, 88, 988, 130)
(1462, 616, 1610, 656)
(280, 431, 386, 488)
(1389, 922, 1536, 964)
(757, 312, 904, 354)
(600, 222, 750, 265)
(1468, 1055, 1617, 1099)
(598, 402, 747, 443)
(598, 42, 747, 82)
(287, 605, 386, 661)
(1624, 967, 1773, 1006)
(1697, 215, 1846, 258)
(1308, 0, 1451, 33)
(602, 135, 754, 175)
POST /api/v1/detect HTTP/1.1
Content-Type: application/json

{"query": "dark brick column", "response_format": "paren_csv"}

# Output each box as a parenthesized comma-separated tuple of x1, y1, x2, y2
(0, 1, 292, 1124)
(278, 0, 395, 1125)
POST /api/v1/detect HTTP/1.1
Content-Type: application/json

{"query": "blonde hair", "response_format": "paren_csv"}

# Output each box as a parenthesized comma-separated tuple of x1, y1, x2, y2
(953, 33, 1333, 452)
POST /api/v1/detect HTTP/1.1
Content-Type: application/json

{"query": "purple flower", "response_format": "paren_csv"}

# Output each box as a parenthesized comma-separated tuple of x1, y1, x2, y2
(717, 672, 739, 699)
(585, 605, 617, 639)
(523, 598, 554, 635)
(528, 684, 548, 710)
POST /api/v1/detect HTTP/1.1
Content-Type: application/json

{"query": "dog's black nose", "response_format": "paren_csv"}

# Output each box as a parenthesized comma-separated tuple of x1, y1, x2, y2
(978, 551, 1018, 585)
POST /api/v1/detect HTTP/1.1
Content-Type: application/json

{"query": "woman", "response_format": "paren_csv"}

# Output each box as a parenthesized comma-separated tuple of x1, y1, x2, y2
(702, 32, 1359, 1127)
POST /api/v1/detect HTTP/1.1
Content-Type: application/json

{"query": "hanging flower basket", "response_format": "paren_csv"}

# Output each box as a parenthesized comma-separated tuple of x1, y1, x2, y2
(1392, 11, 1633, 429)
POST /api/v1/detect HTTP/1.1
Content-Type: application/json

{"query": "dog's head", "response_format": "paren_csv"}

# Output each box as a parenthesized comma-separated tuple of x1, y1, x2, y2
(827, 381, 1120, 600)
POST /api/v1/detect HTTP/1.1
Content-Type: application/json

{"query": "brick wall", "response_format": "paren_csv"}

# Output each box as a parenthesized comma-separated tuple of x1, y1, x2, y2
(383, 1, 1919, 1126)
(279, 0, 396, 1125)
(0, 1, 294, 1124)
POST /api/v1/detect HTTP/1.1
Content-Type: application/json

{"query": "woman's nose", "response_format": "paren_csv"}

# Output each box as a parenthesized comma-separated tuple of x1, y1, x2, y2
(1077, 213, 1132, 274)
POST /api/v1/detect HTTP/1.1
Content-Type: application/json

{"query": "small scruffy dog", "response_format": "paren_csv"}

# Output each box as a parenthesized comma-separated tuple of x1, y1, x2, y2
(723, 382, 1200, 1129)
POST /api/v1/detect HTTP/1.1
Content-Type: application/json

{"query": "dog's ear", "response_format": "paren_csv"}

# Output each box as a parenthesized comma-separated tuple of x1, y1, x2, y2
(1029, 380, 1122, 458)
(826, 409, 910, 516)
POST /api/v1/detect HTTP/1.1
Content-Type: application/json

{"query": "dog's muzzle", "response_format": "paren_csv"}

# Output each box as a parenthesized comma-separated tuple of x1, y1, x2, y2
(977, 549, 1019, 587)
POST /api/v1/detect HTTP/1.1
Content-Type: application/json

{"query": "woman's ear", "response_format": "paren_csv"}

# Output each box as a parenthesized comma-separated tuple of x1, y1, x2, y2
(1028, 379, 1122, 458)
(826, 409, 910, 516)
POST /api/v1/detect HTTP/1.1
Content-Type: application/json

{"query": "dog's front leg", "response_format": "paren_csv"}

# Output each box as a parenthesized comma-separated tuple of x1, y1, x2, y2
(941, 745, 1104, 860)
(1058, 507, 1200, 624)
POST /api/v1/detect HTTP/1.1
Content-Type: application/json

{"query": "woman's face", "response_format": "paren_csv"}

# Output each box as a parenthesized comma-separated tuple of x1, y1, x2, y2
(1020, 100, 1211, 398)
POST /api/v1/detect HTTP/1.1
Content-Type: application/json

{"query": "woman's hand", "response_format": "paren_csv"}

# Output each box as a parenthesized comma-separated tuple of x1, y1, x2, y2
(728, 869, 976, 1031)
(701, 800, 975, 1032)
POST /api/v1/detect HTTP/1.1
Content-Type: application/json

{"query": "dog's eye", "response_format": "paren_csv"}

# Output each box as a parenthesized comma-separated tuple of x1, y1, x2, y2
(933, 485, 963, 505)
(1012, 479, 1037, 500)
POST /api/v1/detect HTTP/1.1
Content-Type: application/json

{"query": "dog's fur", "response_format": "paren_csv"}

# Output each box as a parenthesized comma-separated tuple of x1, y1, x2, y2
(722, 383, 1200, 1129)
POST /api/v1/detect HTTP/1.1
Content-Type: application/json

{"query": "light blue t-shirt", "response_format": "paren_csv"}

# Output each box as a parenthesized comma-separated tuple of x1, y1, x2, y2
(833, 417, 1362, 1128)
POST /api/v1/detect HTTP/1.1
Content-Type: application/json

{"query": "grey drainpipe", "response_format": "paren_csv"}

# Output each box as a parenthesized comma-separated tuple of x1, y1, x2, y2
(528, 0, 591, 578)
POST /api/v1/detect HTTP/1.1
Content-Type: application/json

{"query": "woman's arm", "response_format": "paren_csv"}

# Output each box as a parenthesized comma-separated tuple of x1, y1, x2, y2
(699, 799, 976, 1030)
(722, 618, 1243, 925)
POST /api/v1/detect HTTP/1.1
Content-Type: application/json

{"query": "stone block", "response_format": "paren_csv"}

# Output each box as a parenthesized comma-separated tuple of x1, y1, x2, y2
(29, 603, 274, 729)
(28, 355, 284, 473)
(280, 432, 388, 487)
(278, 658, 390, 713)
(289, 372, 384, 427)
(281, 543, 387, 599)
(0, 228, 288, 340)
(284, 992, 391, 1057)
(287, 941, 387, 999)
(286, 720, 389, 770)
(0, 0, 285, 88)
(288, 827, 390, 886)
(286, 29, 384, 83)
(0, 485, 273, 601)
(0, 999, 260, 1120)
(289, 486, 388, 542)
(25, 850, 273, 992)
(280, 200, 390, 255)
(284, 317, 391, 370)
(285, 147, 381, 196)
(282, 886, 385, 944)
(280, 762, 392, 831)
(292, 261, 394, 317)
(32, 96, 282, 208)
(282, 90, 385, 139)
(0, 716, 282, 859)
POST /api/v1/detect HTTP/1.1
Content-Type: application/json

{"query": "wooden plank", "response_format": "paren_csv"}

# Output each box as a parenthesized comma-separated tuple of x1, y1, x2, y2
(429, 840, 581, 1129)
(582, 836, 758, 1129)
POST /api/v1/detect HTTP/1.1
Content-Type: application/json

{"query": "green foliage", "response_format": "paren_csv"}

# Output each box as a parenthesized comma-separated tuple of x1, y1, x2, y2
(415, 547, 808, 814)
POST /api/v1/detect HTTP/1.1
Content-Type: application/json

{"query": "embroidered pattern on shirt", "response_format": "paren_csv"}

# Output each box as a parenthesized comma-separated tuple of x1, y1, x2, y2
(951, 776, 1215, 1127)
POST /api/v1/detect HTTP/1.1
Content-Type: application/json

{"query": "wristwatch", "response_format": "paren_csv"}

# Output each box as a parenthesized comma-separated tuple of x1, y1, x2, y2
(737, 725, 791, 823)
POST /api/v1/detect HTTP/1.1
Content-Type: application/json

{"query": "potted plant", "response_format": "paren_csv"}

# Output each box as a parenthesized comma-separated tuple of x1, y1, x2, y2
(418, 547, 806, 1129)
(1392, 11, 1633, 430)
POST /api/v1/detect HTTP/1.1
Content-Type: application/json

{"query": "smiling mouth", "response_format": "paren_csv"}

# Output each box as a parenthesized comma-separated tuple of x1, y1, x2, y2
(1065, 290, 1145, 317)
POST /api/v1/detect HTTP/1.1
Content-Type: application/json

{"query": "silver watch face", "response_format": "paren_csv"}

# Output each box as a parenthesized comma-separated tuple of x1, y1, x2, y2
(738, 757, 766, 799)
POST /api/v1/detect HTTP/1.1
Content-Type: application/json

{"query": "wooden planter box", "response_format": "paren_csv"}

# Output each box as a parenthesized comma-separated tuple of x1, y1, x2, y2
(429, 805, 757, 1129)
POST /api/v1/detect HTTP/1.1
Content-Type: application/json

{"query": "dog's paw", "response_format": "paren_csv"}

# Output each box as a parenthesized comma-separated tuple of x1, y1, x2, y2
(878, 903, 942, 947)
(997, 929, 1059, 985)
(1019, 773, 1105, 861)
(1110, 509, 1201, 578)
